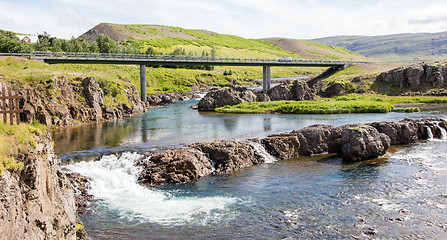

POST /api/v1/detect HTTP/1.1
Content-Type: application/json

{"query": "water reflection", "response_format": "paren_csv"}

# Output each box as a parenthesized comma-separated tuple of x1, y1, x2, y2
(52, 98, 446, 159)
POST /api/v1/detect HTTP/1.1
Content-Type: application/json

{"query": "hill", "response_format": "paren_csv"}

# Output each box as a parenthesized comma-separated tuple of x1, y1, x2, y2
(78, 23, 366, 60)
(311, 31, 447, 62)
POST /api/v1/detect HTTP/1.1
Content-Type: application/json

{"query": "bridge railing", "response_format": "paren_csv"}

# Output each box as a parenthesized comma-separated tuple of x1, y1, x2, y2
(0, 51, 372, 65)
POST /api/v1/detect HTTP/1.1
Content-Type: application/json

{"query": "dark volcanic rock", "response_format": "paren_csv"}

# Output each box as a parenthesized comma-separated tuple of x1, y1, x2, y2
(267, 84, 294, 101)
(146, 92, 199, 106)
(261, 136, 301, 160)
(82, 77, 104, 121)
(288, 124, 342, 155)
(417, 118, 447, 140)
(368, 119, 419, 145)
(197, 81, 316, 111)
(191, 140, 264, 174)
(342, 125, 391, 162)
(197, 86, 258, 111)
(375, 62, 447, 93)
(138, 149, 212, 185)
(264, 124, 342, 158)
(292, 80, 317, 101)
(66, 172, 93, 214)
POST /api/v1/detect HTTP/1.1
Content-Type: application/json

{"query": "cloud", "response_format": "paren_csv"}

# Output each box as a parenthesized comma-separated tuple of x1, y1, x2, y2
(1, 0, 447, 39)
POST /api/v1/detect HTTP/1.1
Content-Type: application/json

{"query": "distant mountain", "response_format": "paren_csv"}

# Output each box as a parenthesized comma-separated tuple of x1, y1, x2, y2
(78, 23, 366, 60)
(311, 32, 447, 62)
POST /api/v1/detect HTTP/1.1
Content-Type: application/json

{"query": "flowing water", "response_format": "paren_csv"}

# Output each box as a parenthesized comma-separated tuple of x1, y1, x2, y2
(55, 98, 447, 239)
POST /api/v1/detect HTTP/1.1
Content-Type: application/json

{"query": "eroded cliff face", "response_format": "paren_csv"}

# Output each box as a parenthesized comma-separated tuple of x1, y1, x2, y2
(374, 62, 447, 95)
(0, 133, 80, 240)
(14, 76, 145, 127)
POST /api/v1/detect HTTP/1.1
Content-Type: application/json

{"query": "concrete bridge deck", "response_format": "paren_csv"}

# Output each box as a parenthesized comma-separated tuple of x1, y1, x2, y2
(0, 52, 373, 101)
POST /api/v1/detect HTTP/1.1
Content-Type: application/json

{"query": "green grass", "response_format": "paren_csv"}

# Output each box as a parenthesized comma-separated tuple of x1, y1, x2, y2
(215, 99, 395, 114)
(0, 121, 47, 176)
(215, 94, 447, 114)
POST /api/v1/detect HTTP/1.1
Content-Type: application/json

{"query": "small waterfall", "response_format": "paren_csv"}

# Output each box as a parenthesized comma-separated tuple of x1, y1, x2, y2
(196, 149, 216, 173)
(434, 122, 447, 140)
(65, 151, 238, 225)
(249, 141, 277, 163)
(426, 126, 434, 140)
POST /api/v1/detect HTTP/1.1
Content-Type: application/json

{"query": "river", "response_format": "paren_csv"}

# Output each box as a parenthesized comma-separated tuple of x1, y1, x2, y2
(54, 97, 447, 239)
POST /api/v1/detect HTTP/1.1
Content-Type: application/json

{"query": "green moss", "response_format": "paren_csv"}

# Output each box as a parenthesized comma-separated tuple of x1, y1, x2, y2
(0, 121, 47, 176)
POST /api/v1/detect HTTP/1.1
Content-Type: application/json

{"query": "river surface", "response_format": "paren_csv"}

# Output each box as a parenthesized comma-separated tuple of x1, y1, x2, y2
(55, 98, 447, 239)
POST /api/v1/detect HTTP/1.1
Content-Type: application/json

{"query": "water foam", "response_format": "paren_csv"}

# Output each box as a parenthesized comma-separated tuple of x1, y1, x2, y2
(249, 141, 277, 163)
(426, 126, 434, 140)
(66, 152, 238, 225)
(434, 122, 447, 140)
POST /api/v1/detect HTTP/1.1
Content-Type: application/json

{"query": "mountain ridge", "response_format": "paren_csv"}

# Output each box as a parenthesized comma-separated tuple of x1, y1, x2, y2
(311, 31, 447, 62)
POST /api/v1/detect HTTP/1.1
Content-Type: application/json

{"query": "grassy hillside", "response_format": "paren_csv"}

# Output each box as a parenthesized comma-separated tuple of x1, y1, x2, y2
(311, 31, 447, 62)
(79, 23, 366, 60)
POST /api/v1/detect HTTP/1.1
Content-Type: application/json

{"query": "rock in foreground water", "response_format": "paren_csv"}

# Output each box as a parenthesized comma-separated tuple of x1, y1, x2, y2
(341, 125, 391, 162)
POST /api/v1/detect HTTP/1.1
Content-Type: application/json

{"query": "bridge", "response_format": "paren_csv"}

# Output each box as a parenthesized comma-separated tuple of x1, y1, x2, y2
(1, 52, 370, 102)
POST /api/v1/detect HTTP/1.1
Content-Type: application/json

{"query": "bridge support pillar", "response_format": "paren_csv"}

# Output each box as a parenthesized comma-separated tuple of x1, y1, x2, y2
(262, 66, 271, 91)
(140, 65, 147, 102)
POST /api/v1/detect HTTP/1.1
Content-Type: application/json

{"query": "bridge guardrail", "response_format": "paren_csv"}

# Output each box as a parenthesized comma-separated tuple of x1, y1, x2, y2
(0, 52, 374, 65)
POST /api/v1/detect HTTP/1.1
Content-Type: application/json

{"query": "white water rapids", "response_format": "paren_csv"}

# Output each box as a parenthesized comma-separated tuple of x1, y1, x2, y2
(65, 152, 238, 225)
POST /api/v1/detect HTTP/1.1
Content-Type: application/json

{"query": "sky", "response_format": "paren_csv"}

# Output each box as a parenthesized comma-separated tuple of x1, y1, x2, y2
(1, 0, 447, 40)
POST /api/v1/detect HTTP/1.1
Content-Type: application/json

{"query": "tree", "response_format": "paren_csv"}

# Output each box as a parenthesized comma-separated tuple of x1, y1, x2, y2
(146, 46, 157, 55)
(210, 46, 217, 58)
(36, 32, 54, 51)
(96, 34, 116, 53)
(0, 30, 21, 53)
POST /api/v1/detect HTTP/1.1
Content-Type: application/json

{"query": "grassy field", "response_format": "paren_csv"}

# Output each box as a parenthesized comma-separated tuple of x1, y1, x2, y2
(214, 94, 447, 114)
(0, 56, 322, 101)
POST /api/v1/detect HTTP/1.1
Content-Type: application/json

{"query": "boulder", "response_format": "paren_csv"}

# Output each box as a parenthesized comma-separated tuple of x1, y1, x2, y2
(289, 124, 343, 155)
(191, 140, 264, 174)
(292, 80, 317, 100)
(341, 125, 391, 162)
(146, 92, 199, 106)
(267, 84, 294, 101)
(319, 82, 345, 97)
(368, 119, 419, 145)
(197, 81, 316, 111)
(261, 136, 301, 160)
(138, 149, 212, 185)
(197, 87, 258, 111)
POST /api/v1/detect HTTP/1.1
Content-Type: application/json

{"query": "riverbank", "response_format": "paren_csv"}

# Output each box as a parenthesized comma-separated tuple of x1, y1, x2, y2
(0, 122, 87, 239)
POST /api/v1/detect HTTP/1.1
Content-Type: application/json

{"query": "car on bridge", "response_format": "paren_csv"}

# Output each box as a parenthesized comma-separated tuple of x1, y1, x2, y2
(278, 57, 292, 62)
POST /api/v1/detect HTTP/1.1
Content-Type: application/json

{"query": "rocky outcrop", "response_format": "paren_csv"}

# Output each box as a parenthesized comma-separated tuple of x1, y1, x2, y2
(66, 172, 93, 214)
(264, 124, 342, 159)
(368, 119, 419, 145)
(197, 86, 259, 110)
(197, 81, 316, 111)
(14, 76, 144, 127)
(375, 62, 447, 94)
(341, 125, 391, 162)
(138, 149, 212, 185)
(132, 118, 447, 186)
(190, 140, 264, 174)
(146, 92, 199, 106)
(0, 133, 83, 240)
(417, 117, 447, 139)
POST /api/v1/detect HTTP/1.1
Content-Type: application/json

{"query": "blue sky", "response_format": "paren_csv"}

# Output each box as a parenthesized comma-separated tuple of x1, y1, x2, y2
(1, 0, 447, 39)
